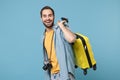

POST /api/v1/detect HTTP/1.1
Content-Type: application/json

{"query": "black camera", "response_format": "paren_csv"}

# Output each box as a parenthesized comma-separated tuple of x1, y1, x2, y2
(42, 61, 52, 71)
(61, 17, 69, 26)
(61, 17, 68, 23)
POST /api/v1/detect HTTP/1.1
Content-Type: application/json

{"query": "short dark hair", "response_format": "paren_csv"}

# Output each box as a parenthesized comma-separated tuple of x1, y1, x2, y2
(40, 6, 55, 17)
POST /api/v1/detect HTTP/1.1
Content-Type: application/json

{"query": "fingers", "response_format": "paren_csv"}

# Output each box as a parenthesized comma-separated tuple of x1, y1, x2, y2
(57, 20, 66, 26)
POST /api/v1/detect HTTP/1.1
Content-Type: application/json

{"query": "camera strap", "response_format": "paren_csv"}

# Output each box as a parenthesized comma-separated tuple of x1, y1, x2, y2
(43, 30, 54, 62)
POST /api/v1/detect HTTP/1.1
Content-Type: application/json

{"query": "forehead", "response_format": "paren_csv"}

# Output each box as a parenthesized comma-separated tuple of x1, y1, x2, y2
(42, 9, 53, 15)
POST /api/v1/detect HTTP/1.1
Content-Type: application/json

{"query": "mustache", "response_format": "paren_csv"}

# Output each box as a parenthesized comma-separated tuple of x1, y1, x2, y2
(43, 22, 54, 28)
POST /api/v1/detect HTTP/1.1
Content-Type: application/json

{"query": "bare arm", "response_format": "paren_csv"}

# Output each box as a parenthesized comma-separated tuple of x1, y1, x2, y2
(57, 20, 76, 43)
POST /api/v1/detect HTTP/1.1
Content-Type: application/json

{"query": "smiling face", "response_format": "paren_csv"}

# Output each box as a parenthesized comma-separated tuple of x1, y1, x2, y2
(41, 9, 54, 29)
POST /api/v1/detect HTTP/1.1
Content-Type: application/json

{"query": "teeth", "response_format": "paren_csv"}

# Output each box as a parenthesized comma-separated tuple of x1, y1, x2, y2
(46, 22, 51, 23)
(46, 20, 51, 23)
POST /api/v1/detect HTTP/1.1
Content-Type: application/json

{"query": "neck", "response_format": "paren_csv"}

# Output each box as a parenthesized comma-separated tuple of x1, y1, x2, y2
(45, 27, 53, 32)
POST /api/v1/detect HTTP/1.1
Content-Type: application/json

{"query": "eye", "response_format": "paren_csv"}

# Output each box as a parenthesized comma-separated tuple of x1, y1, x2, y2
(42, 15, 47, 18)
(49, 14, 53, 17)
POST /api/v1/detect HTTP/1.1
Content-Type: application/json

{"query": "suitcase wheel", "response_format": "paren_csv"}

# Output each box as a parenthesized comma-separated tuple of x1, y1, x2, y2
(83, 69, 87, 75)
(93, 64, 97, 70)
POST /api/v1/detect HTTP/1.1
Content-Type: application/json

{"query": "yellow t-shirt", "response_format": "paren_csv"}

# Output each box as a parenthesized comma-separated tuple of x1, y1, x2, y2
(44, 29, 60, 74)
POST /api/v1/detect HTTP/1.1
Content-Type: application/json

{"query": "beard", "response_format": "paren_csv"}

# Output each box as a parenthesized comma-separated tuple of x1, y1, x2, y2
(43, 21, 54, 28)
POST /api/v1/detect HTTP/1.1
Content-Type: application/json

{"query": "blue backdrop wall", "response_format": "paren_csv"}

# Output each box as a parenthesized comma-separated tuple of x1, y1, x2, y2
(0, 0, 120, 80)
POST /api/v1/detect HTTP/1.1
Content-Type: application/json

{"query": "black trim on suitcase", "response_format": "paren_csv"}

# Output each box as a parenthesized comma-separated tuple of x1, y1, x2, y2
(75, 34, 92, 68)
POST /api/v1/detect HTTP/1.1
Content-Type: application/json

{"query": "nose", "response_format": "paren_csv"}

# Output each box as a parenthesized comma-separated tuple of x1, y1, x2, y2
(46, 16, 50, 20)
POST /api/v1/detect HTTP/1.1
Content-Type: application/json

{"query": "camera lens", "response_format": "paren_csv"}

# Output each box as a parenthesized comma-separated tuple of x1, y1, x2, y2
(42, 63, 52, 71)
(42, 65, 48, 71)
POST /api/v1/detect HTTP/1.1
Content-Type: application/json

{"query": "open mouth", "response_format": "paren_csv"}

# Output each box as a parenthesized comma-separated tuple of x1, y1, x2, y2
(45, 20, 52, 24)
(45, 20, 52, 23)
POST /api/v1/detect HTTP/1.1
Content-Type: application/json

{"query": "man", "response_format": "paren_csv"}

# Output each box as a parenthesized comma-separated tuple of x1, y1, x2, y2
(40, 6, 76, 80)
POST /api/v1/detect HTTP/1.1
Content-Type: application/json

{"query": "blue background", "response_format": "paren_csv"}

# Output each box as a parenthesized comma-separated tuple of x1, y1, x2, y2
(0, 0, 120, 80)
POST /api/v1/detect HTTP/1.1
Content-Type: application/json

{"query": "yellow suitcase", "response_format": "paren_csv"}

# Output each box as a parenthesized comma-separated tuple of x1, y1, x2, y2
(72, 33, 97, 75)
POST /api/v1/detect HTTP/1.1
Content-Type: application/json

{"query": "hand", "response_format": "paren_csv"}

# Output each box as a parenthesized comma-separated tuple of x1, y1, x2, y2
(57, 20, 66, 27)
